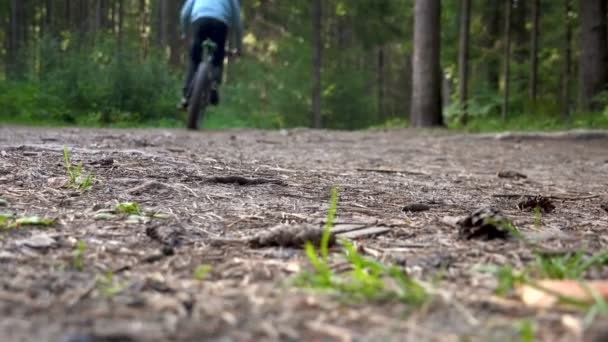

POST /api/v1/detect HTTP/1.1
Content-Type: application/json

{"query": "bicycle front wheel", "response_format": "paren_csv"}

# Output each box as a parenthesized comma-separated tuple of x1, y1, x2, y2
(187, 61, 213, 130)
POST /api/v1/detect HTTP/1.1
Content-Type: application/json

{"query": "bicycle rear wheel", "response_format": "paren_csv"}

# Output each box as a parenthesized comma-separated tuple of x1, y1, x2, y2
(187, 61, 213, 130)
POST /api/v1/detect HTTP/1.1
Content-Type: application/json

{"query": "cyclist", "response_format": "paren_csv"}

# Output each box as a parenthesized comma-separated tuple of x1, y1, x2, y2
(179, 0, 243, 110)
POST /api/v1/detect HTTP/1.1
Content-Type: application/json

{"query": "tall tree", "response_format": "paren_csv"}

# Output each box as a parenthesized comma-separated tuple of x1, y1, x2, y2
(482, 0, 501, 92)
(377, 46, 385, 121)
(502, 0, 513, 120)
(529, 0, 540, 101)
(410, 0, 442, 127)
(168, 1, 181, 67)
(7, 0, 23, 80)
(159, 0, 168, 50)
(117, 0, 124, 52)
(312, 0, 322, 128)
(562, 0, 573, 118)
(578, 0, 608, 112)
(458, 0, 471, 123)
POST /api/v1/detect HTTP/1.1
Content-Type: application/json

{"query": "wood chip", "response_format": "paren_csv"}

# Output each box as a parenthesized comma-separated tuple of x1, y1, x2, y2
(335, 226, 391, 239)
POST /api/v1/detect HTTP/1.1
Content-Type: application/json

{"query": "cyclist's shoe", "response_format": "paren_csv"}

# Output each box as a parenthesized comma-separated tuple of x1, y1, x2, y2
(177, 97, 188, 111)
(210, 88, 220, 106)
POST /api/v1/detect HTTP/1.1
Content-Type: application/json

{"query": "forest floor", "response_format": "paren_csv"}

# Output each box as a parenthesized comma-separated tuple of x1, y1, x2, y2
(1, 126, 608, 342)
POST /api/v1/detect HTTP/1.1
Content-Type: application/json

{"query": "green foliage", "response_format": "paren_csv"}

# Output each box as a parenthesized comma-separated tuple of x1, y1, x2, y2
(72, 240, 87, 271)
(321, 187, 338, 260)
(516, 319, 536, 342)
(0, 212, 14, 228)
(97, 271, 127, 297)
(2, 2, 608, 131)
(455, 110, 608, 132)
(0, 35, 181, 127)
(14, 216, 57, 227)
(479, 250, 608, 296)
(116, 202, 141, 215)
(293, 187, 427, 306)
(583, 286, 608, 327)
(533, 207, 542, 230)
(193, 264, 213, 281)
(532, 250, 608, 280)
(476, 264, 526, 296)
(0, 213, 56, 230)
(63, 145, 94, 190)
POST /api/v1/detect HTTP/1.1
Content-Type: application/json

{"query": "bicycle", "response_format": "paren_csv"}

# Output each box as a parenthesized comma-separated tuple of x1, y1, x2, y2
(186, 39, 236, 130)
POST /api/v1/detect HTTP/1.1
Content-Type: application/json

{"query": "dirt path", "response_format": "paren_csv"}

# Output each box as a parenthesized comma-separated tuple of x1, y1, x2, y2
(0, 126, 607, 341)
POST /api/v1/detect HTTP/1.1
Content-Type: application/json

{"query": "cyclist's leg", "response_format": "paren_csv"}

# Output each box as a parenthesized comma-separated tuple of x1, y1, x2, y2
(204, 20, 228, 105)
(182, 18, 207, 99)
(207, 19, 228, 84)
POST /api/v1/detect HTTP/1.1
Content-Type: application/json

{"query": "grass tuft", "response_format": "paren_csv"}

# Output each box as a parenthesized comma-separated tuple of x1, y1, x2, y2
(63, 145, 94, 190)
(293, 187, 428, 306)
(72, 240, 87, 271)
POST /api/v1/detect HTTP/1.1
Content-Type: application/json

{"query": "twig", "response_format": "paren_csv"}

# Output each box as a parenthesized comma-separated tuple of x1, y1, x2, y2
(305, 321, 353, 342)
(175, 183, 199, 198)
(492, 193, 599, 201)
(64, 279, 98, 307)
(356, 168, 429, 176)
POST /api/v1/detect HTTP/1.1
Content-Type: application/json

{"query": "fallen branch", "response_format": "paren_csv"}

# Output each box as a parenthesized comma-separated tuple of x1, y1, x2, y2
(477, 129, 608, 141)
(204, 176, 285, 186)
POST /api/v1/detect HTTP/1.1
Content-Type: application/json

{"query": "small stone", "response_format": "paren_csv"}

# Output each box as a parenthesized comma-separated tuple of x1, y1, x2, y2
(402, 203, 431, 212)
(497, 170, 528, 179)
(94, 213, 116, 221)
(15, 234, 57, 249)
(0, 199, 8, 207)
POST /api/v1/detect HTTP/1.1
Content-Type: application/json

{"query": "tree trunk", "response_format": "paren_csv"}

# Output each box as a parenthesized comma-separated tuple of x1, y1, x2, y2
(311, 0, 322, 129)
(65, 0, 71, 33)
(562, 0, 573, 118)
(44, 0, 53, 37)
(117, 0, 124, 52)
(168, 1, 181, 66)
(482, 0, 501, 92)
(94, 0, 102, 33)
(458, 0, 471, 123)
(160, 0, 168, 51)
(139, 0, 147, 59)
(502, 0, 513, 121)
(578, 0, 608, 112)
(529, 0, 540, 101)
(377, 46, 385, 122)
(8, 0, 23, 80)
(410, 0, 443, 127)
(100, 0, 108, 31)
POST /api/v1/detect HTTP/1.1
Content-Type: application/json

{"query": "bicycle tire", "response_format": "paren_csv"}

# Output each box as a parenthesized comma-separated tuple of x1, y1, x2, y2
(187, 61, 213, 130)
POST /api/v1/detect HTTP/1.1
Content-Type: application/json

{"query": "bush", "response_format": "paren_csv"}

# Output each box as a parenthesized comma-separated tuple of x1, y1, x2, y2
(0, 34, 181, 127)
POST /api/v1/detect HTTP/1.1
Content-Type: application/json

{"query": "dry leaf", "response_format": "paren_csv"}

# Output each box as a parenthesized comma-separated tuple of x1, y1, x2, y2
(519, 280, 608, 309)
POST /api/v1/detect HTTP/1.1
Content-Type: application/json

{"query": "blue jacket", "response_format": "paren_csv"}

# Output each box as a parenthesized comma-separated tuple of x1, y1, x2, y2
(181, 0, 243, 51)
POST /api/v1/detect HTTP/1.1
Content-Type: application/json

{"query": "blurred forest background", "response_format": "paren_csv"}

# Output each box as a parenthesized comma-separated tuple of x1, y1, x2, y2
(1, 0, 608, 131)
